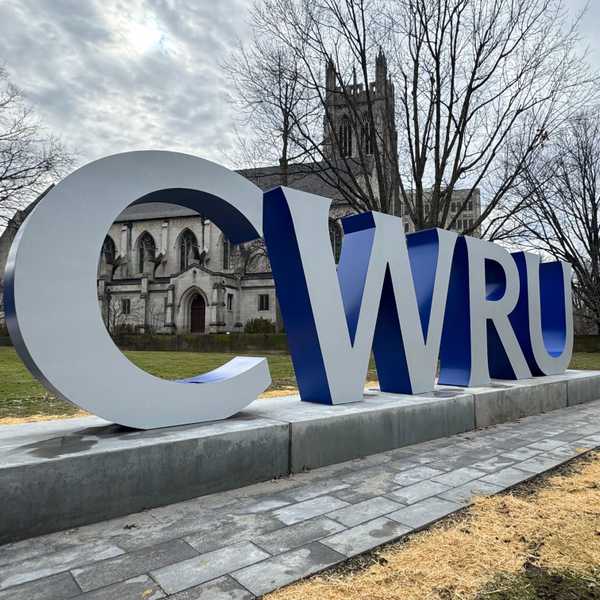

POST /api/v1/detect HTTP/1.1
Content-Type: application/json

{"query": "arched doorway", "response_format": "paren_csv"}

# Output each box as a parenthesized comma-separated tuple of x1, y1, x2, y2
(190, 295, 206, 333)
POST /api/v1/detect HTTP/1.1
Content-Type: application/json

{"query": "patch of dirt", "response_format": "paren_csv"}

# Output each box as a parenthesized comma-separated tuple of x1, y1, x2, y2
(478, 566, 600, 599)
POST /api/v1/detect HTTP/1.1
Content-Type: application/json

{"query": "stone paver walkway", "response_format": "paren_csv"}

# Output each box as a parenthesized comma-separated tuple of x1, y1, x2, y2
(1, 400, 600, 600)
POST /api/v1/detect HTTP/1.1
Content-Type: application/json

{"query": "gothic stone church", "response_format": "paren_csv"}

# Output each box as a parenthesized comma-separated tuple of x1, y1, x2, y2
(0, 53, 480, 335)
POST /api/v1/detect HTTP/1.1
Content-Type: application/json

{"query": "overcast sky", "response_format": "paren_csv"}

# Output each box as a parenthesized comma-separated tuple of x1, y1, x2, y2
(0, 0, 598, 171)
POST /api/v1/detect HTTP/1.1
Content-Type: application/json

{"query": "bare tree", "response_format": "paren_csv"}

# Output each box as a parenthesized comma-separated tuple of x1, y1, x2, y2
(224, 39, 313, 185)
(246, 0, 400, 215)
(234, 0, 596, 231)
(390, 0, 596, 234)
(506, 110, 600, 332)
(146, 301, 166, 334)
(104, 295, 142, 335)
(0, 66, 71, 225)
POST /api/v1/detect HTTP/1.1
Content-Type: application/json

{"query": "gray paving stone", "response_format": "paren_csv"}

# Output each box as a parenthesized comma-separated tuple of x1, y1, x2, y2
(338, 469, 400, 497)
(549, 445, 586, 459)
(147, 495, 237, 525)
(151, 541, 268, 595)
(579, 435, 600, 448)
(232, 542, 344, 597)
(0, 572, 80, 600)
(235, 496, 291, 514)
(72, 539, 197, 592)
(166, 575, 253, 600)
(574, 424, 600, 436)
(284, 481, 350, 502)
(393, 466, 445, 486)
(327, 497, 403, 527)
(389, 480, 450, 505)
(528, 439, 567, 451)
(417, 438, 455, 451)
(428, 449, 498, 471)
(471, 455, 515, 473)
(74, 575, 164, 599)
(352, 453, 393, 468)
(390, 454, 436, 466)
(515, 454, 568, 474)
(340, 465, 393, 484)
(481, 434, 526, 450)
(0, 510, 161, 569)
(321, 517, 410, 557)
(332, 488, 377, 504)
(108, 504, 233, 552)
(480, 467, 532, 488)
(387, 447, 418, 459)
(272, 496, 349, 525)
(386, 460, 420, 472)
(438, 480, 503, 504)
(576, 437, 600, 448)
(388, 497, 463, 529)
(253, 516, 346, 555)
(0, 541, 124, 590)
(431, 467, 486, 487)
(534, 427, 565, 437)
(183, 512, 283, 554)
(500, 447, 542, 461)
(0, 534, 100, 570)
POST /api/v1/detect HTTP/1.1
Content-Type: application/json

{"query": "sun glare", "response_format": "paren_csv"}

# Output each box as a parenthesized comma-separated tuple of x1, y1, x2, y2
(126, 20, 164, 54)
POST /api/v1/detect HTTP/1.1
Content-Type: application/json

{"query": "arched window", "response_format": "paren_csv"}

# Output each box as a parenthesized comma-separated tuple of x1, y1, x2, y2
(339, 115, 352, 157)
(137, 232, 156, 274)
(179, 229, 199, 271)
(102, 236, 116, 265)
(329, 219, 343, 263)
(361, 114, 374, 155)
(222, 237, 232, 270)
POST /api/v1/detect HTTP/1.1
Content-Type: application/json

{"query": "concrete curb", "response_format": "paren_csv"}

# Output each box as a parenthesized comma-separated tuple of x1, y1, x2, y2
(1, 370, 599, 543)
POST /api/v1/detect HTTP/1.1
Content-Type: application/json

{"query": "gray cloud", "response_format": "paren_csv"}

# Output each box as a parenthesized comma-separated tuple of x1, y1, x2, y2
(0, 0, 597, 173)
(0, 0, 250, 168)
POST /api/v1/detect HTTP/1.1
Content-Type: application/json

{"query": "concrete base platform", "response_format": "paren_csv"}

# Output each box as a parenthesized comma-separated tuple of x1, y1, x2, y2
(1, 370, 599, 543)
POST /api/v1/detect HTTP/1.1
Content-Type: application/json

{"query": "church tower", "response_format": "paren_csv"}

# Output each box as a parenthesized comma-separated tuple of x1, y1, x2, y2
(323, 48, 398, 169)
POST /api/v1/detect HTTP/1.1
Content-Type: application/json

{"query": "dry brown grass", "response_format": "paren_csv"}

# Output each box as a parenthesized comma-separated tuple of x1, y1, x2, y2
(268, 451, 600, 600)
(0, 389, 300, 425)
(0, 383, 382, 425)
(0, 410, 89, 425)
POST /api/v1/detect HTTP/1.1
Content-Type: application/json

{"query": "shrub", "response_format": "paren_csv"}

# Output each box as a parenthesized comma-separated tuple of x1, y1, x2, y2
(244, 317, 276, 334)
(111, 323, 138, 336)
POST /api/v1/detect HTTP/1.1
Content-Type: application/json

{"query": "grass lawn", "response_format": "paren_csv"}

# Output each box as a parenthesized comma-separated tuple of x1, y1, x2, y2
(0, 347, 598, 422)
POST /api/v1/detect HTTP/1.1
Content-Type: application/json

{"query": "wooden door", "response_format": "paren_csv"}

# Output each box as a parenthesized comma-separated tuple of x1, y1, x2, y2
(190, 295, 205, 333)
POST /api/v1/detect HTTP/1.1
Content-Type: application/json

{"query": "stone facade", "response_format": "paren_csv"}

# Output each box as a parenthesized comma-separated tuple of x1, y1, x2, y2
(97, 203, 277, 334)
(403, 188, 482, 234)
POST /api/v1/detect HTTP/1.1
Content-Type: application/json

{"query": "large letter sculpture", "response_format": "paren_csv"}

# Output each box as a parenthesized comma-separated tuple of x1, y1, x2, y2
(263, 186, 457, 403)
(4, 151, 270, 429)
(438, 239, 572, 387)
(510, 252, 573, 375)
(5, 152, 574, 426)
(439, 236, 532, 386)
(265, 186, 573, 400)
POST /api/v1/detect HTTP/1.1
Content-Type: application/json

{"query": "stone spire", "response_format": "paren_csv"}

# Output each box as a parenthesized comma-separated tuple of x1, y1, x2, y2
(375, 47, 388, 91)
